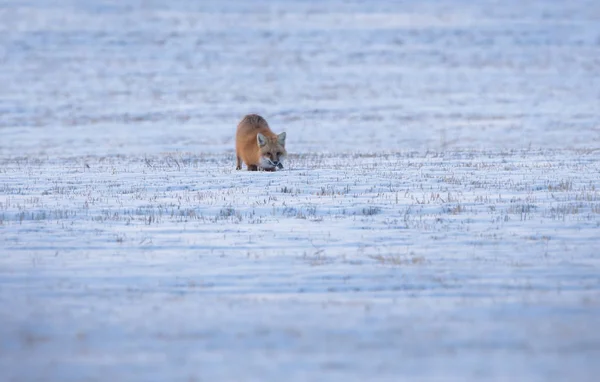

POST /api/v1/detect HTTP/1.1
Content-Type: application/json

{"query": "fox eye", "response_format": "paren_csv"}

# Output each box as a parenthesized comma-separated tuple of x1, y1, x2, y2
(276, 152, 281, 156)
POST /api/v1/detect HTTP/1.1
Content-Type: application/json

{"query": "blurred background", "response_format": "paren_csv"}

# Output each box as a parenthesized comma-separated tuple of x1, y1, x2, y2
(1, 0, 599, 157)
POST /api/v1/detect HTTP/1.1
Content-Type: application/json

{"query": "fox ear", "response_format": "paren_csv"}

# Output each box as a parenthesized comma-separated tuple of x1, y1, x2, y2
(257, 133, 267, 147)
(277, 132, 286, 146)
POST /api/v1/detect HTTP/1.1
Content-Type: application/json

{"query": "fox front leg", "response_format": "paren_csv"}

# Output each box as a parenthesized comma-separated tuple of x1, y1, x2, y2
(236, 156, 242, 170)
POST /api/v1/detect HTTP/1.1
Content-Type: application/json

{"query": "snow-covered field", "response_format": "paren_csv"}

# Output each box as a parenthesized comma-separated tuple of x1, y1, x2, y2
(1, 0, 600, 381)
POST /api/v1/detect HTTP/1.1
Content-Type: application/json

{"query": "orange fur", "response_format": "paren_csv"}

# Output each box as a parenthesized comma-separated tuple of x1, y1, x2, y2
(235, 114, 287, 171)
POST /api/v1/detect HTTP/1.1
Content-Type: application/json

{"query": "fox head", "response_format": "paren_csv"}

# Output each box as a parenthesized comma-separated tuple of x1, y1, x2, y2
(257, 132, 286, 170)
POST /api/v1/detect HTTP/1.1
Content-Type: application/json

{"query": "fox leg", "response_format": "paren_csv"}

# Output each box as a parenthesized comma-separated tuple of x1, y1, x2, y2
(247, 164, 258, 171)
(236, 156, 242, 170)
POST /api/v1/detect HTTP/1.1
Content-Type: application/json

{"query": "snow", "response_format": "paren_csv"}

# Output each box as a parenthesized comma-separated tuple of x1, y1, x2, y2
(1, 0, 600, 381)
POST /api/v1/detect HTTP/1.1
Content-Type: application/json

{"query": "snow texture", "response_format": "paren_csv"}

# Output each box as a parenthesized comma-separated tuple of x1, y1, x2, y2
(1, 0, 600, 381)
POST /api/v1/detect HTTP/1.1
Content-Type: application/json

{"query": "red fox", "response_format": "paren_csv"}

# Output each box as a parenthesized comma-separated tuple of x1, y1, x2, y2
(235, 114, 287, 171)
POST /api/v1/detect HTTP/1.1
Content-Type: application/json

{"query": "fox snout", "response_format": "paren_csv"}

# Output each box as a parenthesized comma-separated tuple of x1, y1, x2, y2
(260, 155, 284, 170)
(271, 159, 283, 169)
